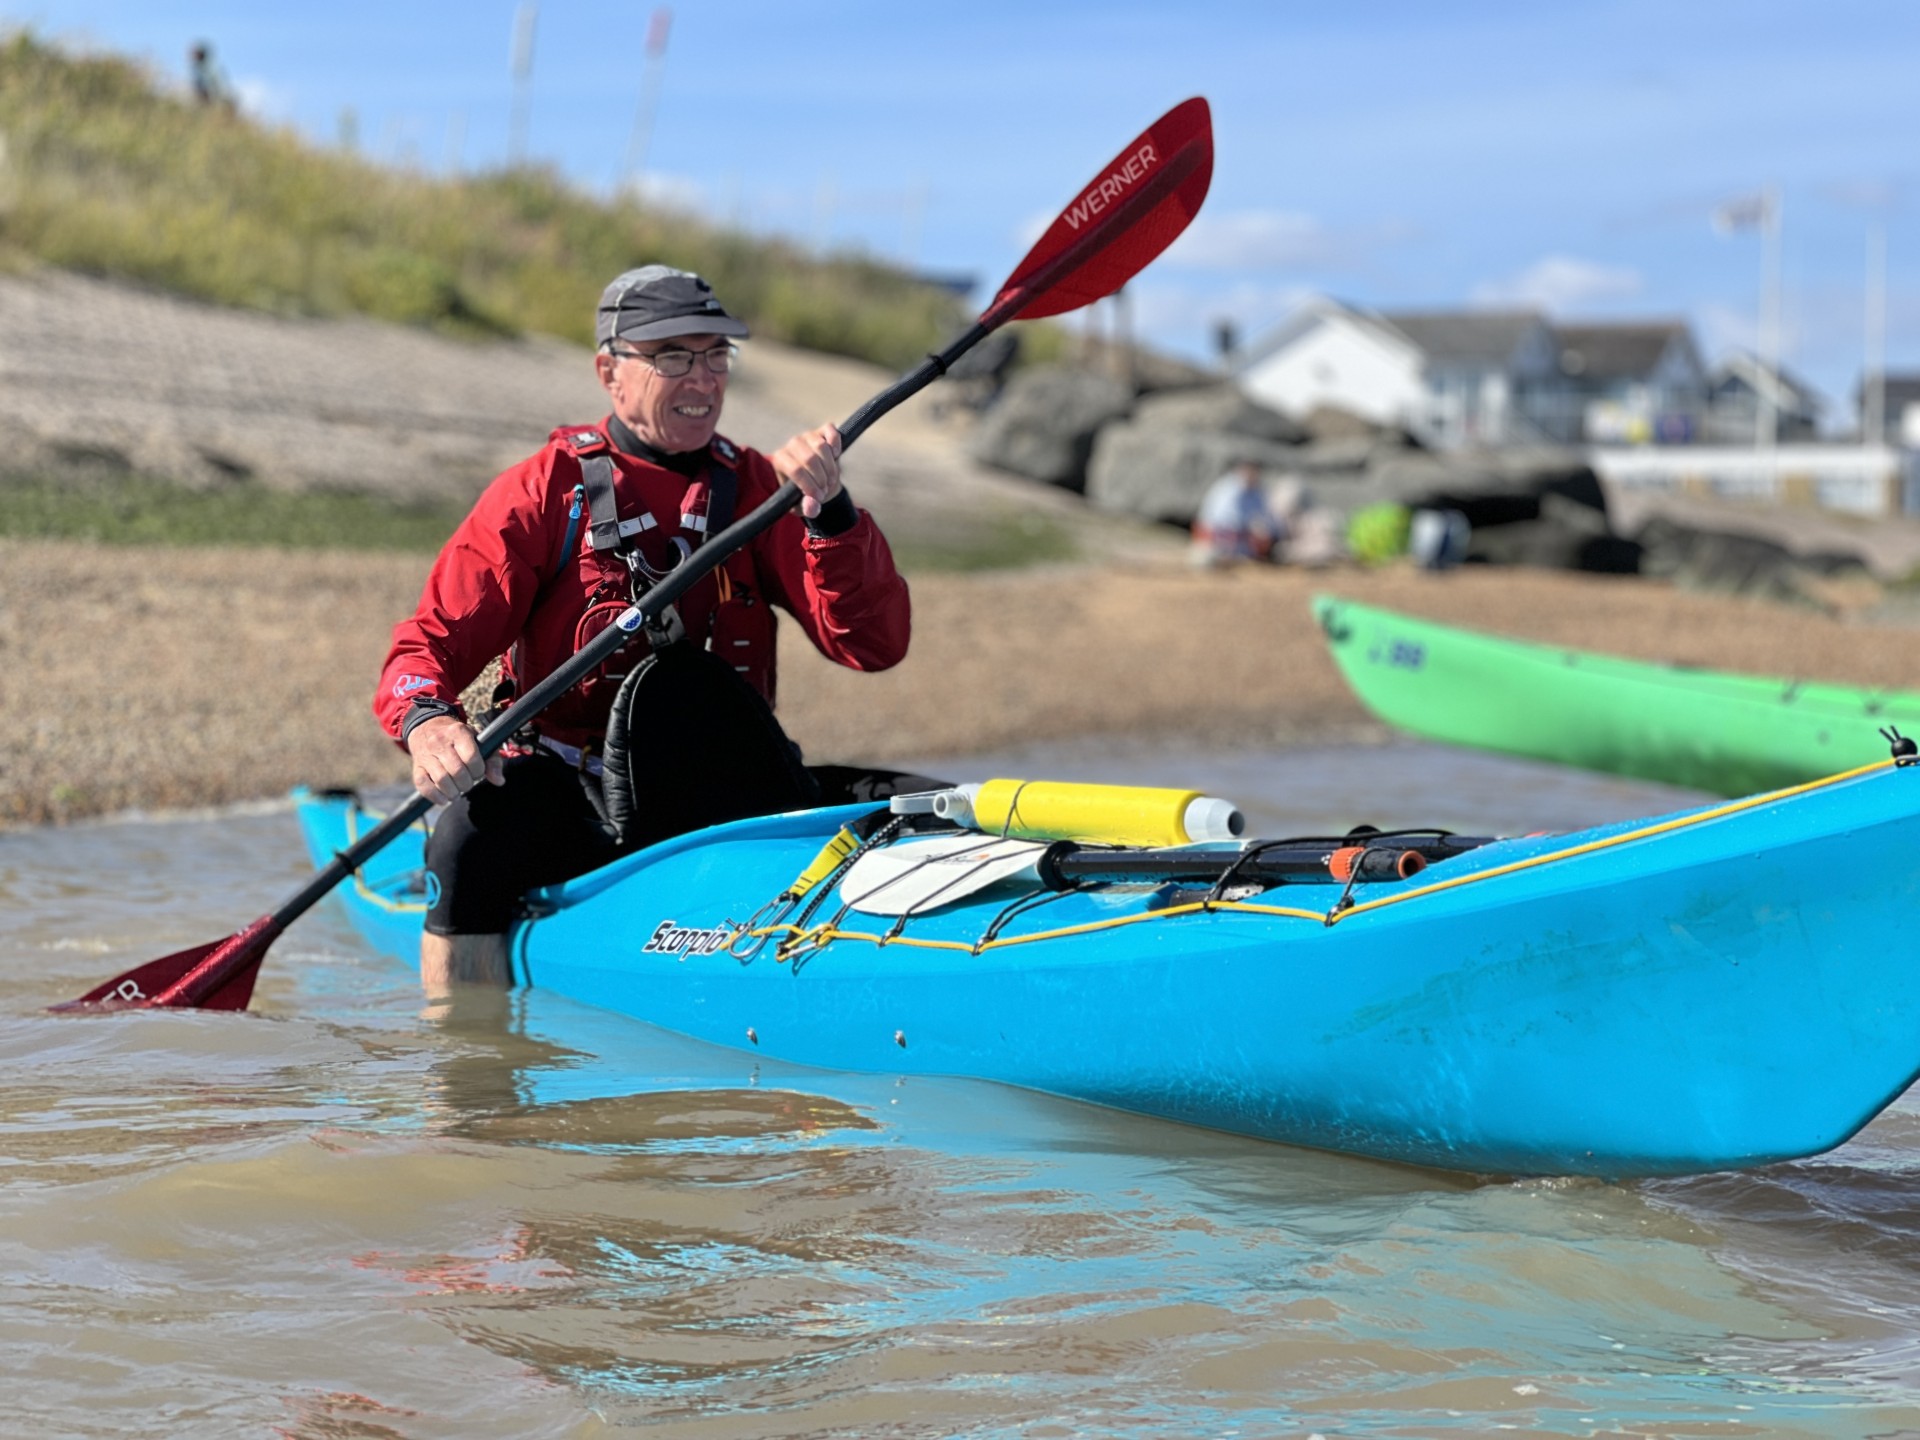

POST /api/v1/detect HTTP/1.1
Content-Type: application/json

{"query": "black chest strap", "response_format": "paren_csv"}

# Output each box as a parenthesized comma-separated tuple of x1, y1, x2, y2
(562, 429, 741, 561)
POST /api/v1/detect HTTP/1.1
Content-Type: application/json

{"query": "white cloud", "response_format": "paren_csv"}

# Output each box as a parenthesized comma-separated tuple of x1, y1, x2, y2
(1163, 210, 1342, 270)
(1471, 255, 1643, 312)
(231, 76, 291, 122)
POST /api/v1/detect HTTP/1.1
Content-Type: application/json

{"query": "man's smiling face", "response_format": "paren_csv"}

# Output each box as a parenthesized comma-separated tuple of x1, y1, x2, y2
(595, 332, 732, 453)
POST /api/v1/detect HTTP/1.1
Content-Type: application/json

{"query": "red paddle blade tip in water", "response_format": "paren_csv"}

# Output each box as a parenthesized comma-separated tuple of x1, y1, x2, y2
(51, 914, 278, 1013)
(984, 96, 1213, 326)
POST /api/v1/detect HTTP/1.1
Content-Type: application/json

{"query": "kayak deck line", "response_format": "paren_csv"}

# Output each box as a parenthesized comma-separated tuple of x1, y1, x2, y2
(1338, 754, 1901, 923)
(733, 756, 1910, 960)
(331, 755, 1907, 955)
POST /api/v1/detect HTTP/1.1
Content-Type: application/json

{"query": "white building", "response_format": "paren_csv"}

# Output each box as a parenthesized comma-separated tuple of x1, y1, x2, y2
(1231, 298, 1428, 432)
(1236, 298, 1715, 450)
(1237, 299, 1568, 448)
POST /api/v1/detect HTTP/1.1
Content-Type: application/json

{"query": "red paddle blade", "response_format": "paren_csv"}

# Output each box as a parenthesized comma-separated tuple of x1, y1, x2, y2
(984, 96, 1213, 326)
(51, 914, 280, 1013)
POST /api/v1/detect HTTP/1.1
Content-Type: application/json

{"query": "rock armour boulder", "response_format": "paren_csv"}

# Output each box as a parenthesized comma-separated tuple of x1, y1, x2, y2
(965, 366, 1134, 492)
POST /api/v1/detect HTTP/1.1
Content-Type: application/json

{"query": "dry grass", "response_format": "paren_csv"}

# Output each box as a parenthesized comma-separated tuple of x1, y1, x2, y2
(0, 30, 968, 370)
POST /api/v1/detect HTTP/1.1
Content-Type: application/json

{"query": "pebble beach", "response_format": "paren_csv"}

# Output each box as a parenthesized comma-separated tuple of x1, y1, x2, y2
(7, 538, 1917, 828)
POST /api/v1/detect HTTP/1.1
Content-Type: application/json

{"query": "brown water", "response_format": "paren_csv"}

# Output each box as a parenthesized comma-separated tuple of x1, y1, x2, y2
(7, 742, 1920, 1438)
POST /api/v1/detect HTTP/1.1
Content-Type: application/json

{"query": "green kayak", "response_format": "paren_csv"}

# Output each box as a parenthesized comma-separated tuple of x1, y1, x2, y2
(1314, 594, 1920, 797)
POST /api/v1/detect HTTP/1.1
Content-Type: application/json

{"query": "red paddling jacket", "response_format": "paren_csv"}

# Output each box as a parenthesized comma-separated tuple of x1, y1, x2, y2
(374, 420, 911, 752)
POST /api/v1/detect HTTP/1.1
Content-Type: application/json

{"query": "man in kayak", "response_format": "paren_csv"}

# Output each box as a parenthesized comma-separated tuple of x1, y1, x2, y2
(373, 265, 911, 994)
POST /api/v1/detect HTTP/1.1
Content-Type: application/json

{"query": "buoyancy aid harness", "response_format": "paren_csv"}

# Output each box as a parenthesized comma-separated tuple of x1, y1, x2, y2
(555, 428, 813, 846)
(563, 426, 741, 649)
(484, 430, 748, 768)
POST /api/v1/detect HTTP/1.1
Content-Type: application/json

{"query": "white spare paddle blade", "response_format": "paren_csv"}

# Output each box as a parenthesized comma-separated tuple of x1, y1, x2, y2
(839, 834, 1051, 917)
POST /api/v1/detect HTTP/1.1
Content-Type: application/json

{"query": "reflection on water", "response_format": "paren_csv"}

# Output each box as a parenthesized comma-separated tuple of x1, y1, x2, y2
(4, 742, 1920, 1436)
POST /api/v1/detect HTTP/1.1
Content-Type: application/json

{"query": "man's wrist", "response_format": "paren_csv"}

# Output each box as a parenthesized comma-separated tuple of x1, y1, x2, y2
(401, 697, 458, 744)
(805, 487, 858, 538)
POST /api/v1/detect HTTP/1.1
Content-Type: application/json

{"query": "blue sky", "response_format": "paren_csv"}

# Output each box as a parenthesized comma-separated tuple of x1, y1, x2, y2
(11, 1, 1919, 423)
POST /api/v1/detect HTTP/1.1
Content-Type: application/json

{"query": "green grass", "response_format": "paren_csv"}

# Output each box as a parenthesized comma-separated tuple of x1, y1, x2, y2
(889, 512, 1078, 573)
(0, 474, 1080, 572)
(0, 474, 467, 550)
(0, 30, 996, 371)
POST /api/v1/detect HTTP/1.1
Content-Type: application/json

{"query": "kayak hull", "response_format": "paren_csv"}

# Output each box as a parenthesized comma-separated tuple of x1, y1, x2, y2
(296, 764, 1920, 1179)
(1314, 593, 1920, 796)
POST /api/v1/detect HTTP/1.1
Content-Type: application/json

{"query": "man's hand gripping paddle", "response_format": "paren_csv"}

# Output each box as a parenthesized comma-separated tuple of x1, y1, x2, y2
(56, 96, 1215, 1013)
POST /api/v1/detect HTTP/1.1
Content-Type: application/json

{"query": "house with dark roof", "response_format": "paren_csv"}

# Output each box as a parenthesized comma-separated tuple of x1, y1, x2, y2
(1856, 373, 1920, 445)
(1705, 352, 1824, 443)
(1548, 321, 1708, 444)
(1379, 310, 1564, 447)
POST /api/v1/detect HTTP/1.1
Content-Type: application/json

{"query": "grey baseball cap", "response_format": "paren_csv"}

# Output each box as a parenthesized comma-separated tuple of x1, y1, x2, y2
(595, 265, 750, 346)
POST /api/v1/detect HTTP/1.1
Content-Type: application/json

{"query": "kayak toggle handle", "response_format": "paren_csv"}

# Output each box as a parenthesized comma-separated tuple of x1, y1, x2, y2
(1881, 726, 1918, 765)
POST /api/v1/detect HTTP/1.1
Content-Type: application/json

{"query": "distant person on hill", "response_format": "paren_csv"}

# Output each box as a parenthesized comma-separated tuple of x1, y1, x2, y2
(1190, 459, 1284, 567)
(187, 42, 232, 112)
(373, 265, 912, 996)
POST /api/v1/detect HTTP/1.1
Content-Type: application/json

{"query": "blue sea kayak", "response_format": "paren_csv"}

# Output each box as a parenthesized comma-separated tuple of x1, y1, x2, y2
(295, 759, 1920, 1179)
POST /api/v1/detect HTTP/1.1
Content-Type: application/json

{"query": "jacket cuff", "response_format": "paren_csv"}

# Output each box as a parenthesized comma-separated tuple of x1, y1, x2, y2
(400, 697, 459, 743)
(804, 487, 859, 538)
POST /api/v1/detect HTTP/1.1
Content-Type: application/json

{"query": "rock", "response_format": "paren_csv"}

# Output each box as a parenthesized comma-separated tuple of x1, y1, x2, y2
(1635, 516, 1871, 608)
(1299, 446, 1604, 526)
(1467, 494, 1641, 573)
(1128, 384, 1306, 445)
(944, 328, 1021, 382)
(1084, 423, 1299, 527)
(1601, 484, 1920, 585)
(1300, 403, 1412, 446)
(1073, 385, 1305, 525)
(966, 365, 1133, 491)
(1279, 445, 1639, 574)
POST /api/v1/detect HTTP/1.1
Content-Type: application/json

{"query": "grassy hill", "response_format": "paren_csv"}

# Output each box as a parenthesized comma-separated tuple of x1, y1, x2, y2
(0, 30, 998, 371)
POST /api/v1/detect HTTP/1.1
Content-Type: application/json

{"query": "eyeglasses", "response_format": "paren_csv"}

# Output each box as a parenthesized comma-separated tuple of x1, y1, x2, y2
(606, 342, 738, 377)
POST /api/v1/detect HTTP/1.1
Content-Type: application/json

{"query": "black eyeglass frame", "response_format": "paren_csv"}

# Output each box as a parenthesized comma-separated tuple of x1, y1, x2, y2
(603, 341, 739, 377)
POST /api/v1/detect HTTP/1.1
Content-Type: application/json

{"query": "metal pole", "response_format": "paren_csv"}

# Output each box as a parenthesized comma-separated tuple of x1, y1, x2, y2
(443, 109, 466, 176)
(621, 8, 671, 194)
(1757, 185, 1781, 449)
(1866, 218, 1887, 445)
(1113, 286, 1135, 392)
(509, 2, 538, 167)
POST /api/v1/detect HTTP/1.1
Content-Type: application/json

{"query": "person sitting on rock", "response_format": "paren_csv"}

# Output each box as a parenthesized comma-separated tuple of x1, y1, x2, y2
(372, 265, 912, 996)
(1191, 459, 1285, 567)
